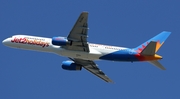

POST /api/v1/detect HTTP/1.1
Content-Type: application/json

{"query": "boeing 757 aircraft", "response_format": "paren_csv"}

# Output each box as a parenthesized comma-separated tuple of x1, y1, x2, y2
(2, 12, 171, 82)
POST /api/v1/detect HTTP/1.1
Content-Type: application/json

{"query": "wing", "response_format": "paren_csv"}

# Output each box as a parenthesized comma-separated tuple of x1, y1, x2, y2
(70, 58, 113, 83)
(66, 12, 89, 52)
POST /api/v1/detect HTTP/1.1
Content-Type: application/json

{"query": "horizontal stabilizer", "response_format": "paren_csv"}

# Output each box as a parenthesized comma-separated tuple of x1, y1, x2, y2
(149, 60, 166, 70)
(140, 41, 156, 55)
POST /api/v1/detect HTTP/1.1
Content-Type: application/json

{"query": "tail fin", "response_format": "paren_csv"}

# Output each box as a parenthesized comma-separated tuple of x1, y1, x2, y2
(134, 31, 171, 53)
(149, 60, 166, 70)
(134, 31, 171, 70)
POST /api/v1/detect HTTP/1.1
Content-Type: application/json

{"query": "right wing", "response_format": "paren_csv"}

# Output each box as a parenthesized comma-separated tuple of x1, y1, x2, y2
(70, 58, 113, 83)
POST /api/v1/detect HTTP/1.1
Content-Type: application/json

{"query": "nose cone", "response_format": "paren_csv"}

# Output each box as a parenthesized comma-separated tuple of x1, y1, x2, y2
(2, 39, 7, 45)
(2, 39, 6, 44)
(2, 38, 11, 46)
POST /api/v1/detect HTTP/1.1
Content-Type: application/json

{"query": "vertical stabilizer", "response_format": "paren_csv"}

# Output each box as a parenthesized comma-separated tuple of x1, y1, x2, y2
(134, 31, 171, 53)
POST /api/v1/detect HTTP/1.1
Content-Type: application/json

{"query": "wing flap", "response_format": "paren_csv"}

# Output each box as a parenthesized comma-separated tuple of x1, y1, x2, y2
(84, 67, 112, 82)
(71, 58, 113, 83)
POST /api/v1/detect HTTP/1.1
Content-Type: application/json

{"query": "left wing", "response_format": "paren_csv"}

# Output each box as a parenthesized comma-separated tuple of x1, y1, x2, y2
(70, 58, 113, 83)
(66, 12, 89, 52)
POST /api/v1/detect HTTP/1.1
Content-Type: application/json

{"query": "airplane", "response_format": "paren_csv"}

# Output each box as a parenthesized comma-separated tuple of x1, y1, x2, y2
(2, 12, 171, 83)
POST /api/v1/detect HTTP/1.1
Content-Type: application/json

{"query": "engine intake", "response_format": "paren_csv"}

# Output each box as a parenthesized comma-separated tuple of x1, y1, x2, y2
(62, 61, 82, 71)
(52, 37, 68, 46)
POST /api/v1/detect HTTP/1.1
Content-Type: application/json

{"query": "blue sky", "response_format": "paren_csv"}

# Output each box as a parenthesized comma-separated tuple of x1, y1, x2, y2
(0, 0, 180, 99)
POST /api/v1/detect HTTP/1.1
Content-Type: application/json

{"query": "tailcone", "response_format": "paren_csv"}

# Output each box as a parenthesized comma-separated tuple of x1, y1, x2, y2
(135, 54, 163, 61)
(155, 54, 162, 59)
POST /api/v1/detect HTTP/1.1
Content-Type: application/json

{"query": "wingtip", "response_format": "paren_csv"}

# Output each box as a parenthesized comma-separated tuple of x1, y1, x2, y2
(110, 81, 115, 84)
(82, 11, 88, 14)
(106, 80, 114, 83)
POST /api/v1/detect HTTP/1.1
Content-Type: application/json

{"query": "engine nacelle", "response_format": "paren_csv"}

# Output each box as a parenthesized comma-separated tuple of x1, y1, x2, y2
(62, 61, 82, 71)
(52, 37, 68, 46)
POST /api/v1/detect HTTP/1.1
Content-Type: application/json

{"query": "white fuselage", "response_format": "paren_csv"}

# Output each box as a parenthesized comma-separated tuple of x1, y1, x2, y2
(2, 35, 128, 61)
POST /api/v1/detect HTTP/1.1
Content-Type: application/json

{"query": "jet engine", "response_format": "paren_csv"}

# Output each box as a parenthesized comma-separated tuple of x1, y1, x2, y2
(62, 61, 82, 71)
(52, 37, 69, 46)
